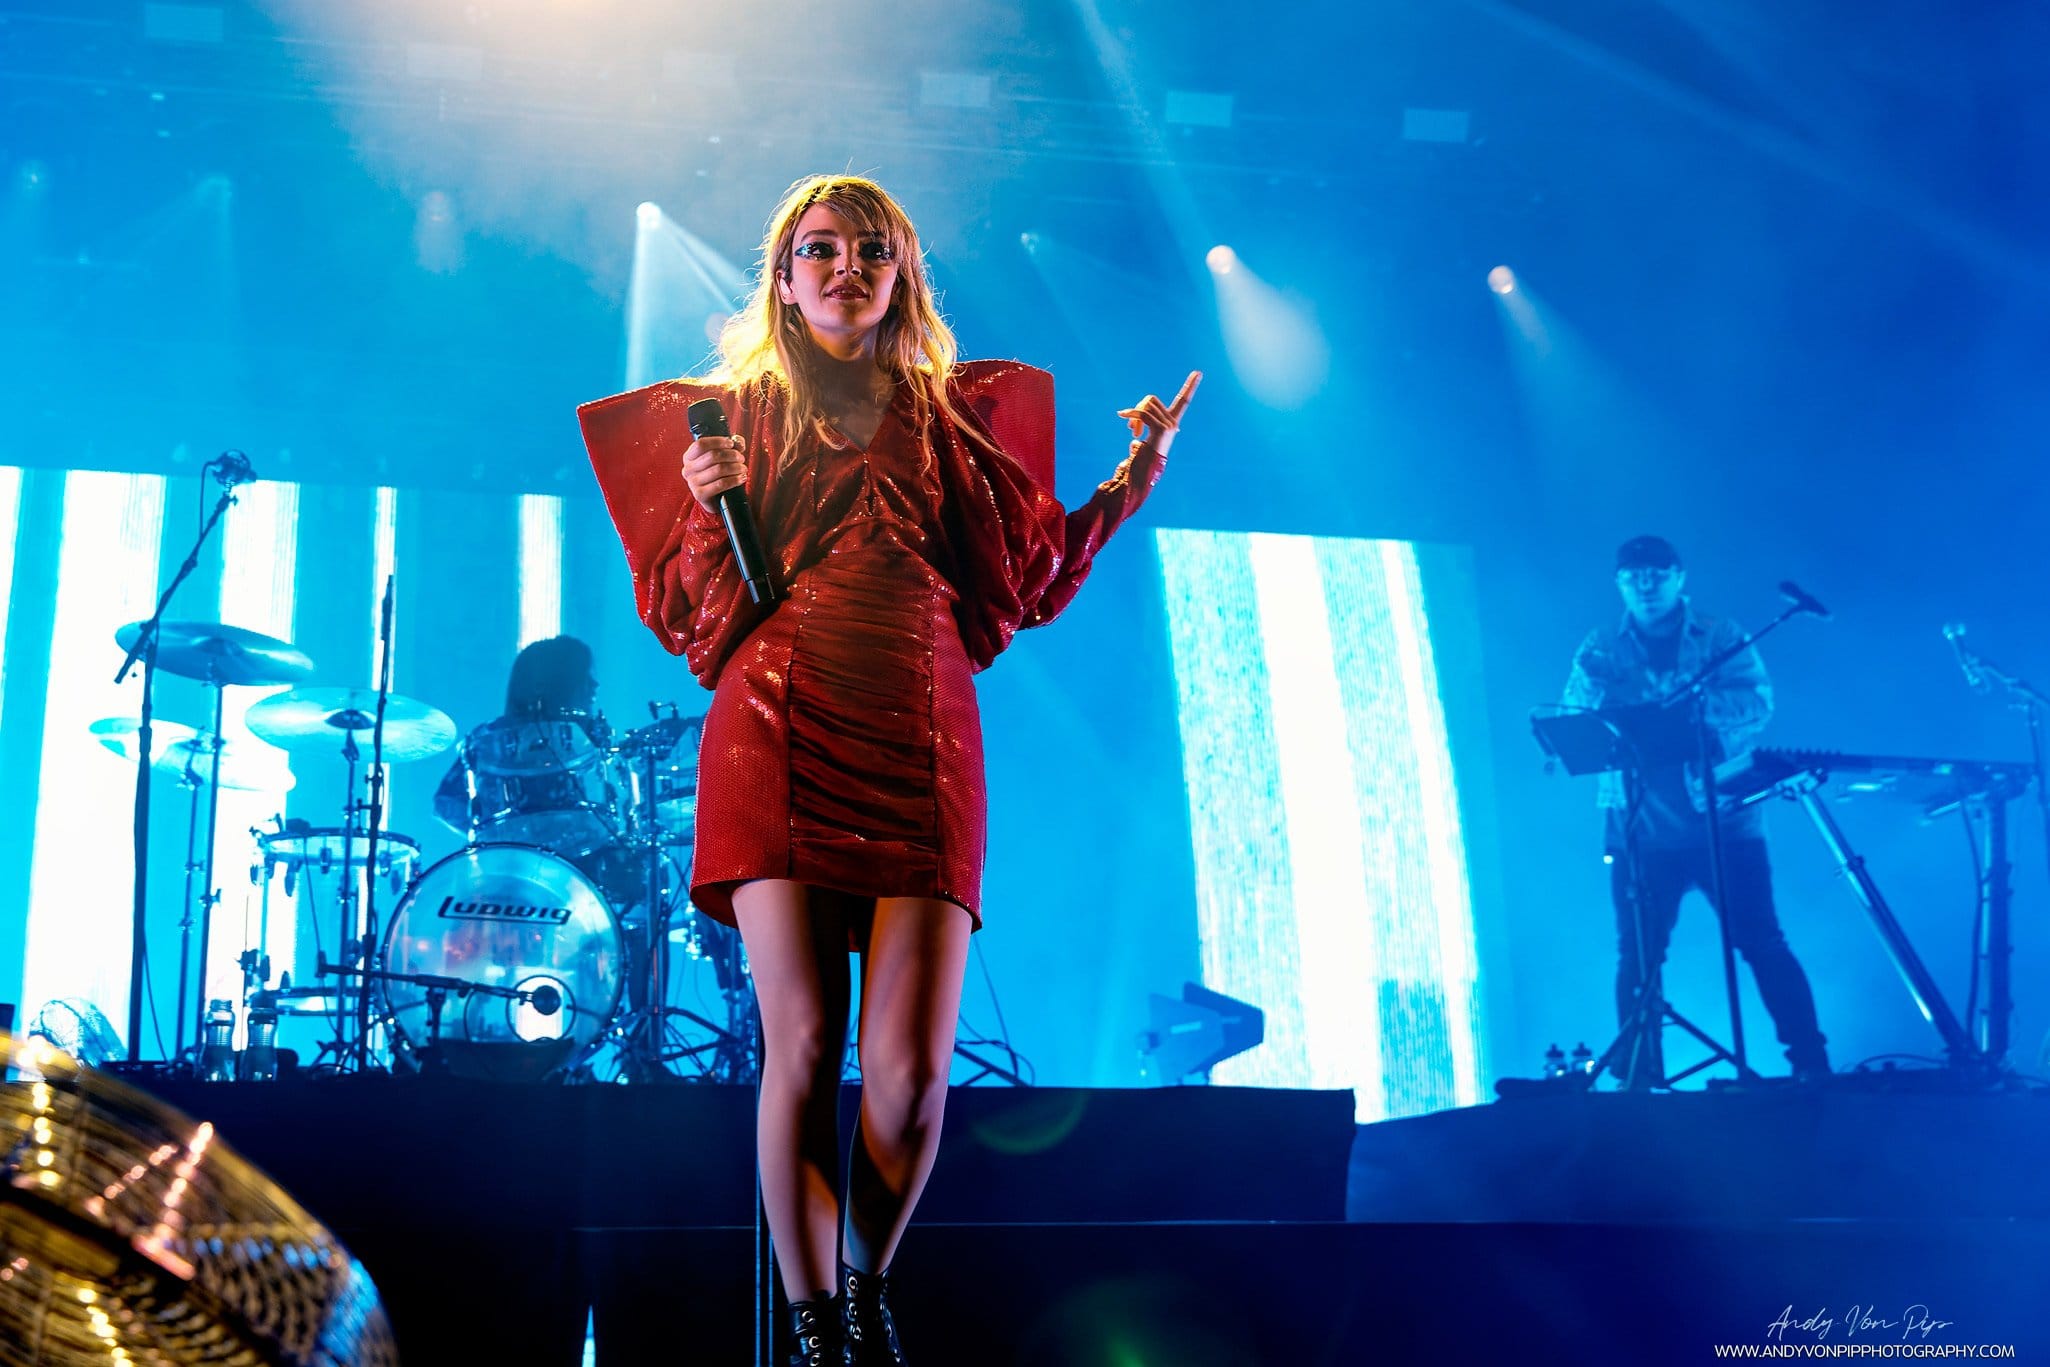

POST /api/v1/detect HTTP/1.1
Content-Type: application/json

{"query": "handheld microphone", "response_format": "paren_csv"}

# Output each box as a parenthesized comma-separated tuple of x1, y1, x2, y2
(1941, 622, 1988, 693)
(1778, 580, 1832, 620)
(685, 398, 782, 606)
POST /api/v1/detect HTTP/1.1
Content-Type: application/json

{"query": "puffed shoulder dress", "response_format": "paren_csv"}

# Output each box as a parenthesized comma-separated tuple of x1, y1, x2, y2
(578, 360, 1162, 931)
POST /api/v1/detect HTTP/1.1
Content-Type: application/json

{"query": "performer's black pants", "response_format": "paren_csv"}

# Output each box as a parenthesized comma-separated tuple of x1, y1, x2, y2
(1610, 837, 1829, 1077)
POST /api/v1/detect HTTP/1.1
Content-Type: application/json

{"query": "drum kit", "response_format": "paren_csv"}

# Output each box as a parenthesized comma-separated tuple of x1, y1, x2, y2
(101, 617, 754, 1085)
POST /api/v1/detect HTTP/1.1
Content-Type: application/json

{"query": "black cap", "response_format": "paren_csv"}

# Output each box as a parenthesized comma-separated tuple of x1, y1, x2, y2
(1616, 535, 1682, 572)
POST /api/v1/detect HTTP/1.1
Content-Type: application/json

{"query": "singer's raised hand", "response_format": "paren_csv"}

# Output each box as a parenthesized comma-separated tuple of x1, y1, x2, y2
(1116, 370, 1202, 459)
(682, 435, 747, 512)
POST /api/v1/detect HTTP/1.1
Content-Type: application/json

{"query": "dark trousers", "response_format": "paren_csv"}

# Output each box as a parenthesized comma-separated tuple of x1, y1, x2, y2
(1610, 837, 1829, 1079)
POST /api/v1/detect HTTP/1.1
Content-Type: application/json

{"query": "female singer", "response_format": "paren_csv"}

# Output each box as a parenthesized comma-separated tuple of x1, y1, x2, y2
(580, 174, 1197, 1365)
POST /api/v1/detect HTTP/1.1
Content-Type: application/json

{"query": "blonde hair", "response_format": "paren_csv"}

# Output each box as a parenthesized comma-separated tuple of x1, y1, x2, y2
(696, 174, 967, 461)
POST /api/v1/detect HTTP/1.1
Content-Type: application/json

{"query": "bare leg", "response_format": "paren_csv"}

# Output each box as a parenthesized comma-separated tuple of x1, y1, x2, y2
(842, 896, 973, 1274)
(733, 879, 851, 1301)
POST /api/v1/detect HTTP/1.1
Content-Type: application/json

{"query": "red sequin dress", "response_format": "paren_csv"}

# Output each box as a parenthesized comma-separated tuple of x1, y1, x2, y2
(579, 361, 1162, 928)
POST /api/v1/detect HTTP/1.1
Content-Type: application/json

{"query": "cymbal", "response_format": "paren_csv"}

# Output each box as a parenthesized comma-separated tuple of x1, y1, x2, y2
(157, 736, 297, 792)
(89, 716, 297, 792)
(114, 619, 315, 687)
(0, 1027, 399, 1364)
(245, 686, 457, 763)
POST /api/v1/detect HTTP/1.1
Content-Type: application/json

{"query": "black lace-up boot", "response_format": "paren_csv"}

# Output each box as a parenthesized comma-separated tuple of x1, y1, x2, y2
(787, 1294, 844, 1367)
(840, 1266, 905, 1365)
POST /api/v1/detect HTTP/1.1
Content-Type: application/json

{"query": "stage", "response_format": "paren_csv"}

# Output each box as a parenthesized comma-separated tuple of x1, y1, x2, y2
(113, 1074, 2048, 1363)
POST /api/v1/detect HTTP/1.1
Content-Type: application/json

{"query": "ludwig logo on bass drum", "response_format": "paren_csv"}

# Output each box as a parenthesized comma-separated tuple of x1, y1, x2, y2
(437, 895, 572, 926)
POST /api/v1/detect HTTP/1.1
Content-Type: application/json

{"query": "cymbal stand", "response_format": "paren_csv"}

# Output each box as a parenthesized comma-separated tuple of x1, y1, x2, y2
(611, 709, 756, 1083)
(180, 671, 233, 1069)
(611, 736, 705, 1080)
(314, 731, 366, 1073)
(114, 459, 243, 1063)
(355, 574, 398, 1071)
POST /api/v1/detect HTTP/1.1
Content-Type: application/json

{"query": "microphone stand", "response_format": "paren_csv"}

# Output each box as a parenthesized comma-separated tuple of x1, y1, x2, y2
(114, 459, 243, 1063)
(1951, 634, 2050, 1063)
(1656, 597, 1810, 1084)
(357, 574, 397, 1071)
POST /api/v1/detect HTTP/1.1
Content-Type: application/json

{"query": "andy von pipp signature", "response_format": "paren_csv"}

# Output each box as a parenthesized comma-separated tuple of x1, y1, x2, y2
(1767, 1304, 1956, 1343)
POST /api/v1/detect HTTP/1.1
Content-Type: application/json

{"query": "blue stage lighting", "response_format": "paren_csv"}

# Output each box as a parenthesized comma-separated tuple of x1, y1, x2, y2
(1205, 244, 1237, 275)
(1488, 265, 1516, 295)
(636, 202, 663, 227)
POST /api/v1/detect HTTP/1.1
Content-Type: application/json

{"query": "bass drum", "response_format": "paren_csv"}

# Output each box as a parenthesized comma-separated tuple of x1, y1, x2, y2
(378, 843, 623, 1080)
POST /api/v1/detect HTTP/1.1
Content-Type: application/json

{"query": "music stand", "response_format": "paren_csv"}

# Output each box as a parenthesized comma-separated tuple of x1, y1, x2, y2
(1533, 704, 1748, 1089)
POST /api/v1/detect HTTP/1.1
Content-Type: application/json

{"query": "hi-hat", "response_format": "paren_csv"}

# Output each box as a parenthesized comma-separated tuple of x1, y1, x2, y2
(89, 716, 296, 792)
(614, 714, 693, 758)
(90, 714, 198, 762)
(114, 619, 316, 687)
(246, 686, 457, 763)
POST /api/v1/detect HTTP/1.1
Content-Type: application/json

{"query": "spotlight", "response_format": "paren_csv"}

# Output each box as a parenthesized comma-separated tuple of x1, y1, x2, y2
(636, 201, 663, 227)
(1018, 231, 1039, 252)
(1206, 244, 1237, 275)
(19, 159, 47, 190)
(1487, 265, 1516, 295)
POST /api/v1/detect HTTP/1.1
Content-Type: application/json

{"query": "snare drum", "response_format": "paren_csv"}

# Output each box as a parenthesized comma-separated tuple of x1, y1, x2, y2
(378, 843, 623, 1078)
(462, 710, 626, 854)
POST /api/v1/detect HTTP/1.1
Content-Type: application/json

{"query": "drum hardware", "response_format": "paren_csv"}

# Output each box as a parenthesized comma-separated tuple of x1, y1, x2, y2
(603, 702, 758, 1084)
(318, 953, 572, 1078)
(247, 667, 454, 1073)
(110, 607, 316, 1073)
(264, 976, 349, 1017)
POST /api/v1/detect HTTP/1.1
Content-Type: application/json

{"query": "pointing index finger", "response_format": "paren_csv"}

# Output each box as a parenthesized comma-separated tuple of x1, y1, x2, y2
(1167, 370, 1202, 419)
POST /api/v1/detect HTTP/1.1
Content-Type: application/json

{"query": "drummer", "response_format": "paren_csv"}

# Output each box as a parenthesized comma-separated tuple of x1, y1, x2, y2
(432, 636, 602, 834)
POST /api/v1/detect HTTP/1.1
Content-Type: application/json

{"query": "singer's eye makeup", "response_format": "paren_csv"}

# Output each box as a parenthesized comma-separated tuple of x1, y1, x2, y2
(793, 237, 896, 263)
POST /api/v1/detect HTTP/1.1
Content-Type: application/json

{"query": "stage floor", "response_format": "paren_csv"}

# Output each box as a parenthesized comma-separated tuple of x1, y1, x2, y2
(111, 1075, 2047, 1364)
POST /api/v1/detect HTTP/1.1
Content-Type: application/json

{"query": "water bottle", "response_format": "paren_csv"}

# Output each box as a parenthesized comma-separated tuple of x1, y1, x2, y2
(1543, 1043, 1567, 1080)
(242, 1003, 279, 1082)
(200, 1000, 237, 1082)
